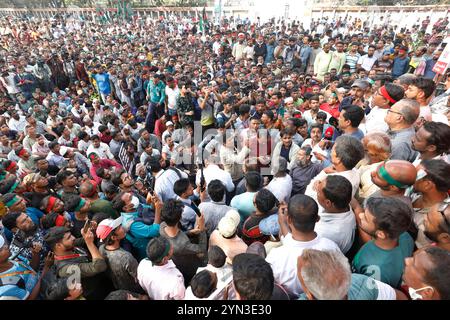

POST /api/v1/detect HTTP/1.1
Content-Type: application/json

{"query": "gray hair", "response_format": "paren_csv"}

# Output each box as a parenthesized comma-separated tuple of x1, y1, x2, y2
(300, 249, 351, 300)
(363, 132, 392, 158)
(397, 73, 417, 86)
(396, 98, 420, 125)
(334, 135, 365, 170)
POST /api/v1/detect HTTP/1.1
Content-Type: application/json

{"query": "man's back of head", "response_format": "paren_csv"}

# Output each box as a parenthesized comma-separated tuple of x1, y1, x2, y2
(288, 194, 319, 233)
(298, 249, 351, 300)
(232, 253, 274, 300)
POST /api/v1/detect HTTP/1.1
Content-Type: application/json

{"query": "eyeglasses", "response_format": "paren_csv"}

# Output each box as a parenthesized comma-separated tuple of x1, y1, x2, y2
(387, 109, 403, 117)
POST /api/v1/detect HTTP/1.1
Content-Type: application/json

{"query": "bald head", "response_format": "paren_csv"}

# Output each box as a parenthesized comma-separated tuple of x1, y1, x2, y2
(385, 160, 417, 186)
(79, 180, 98, 198)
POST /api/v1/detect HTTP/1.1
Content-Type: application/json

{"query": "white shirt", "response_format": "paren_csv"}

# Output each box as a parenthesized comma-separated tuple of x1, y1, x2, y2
(165, 86, 180, 110)
(154, 168, 189, 203)
(360, 106, 388, 134)
(162, 143, 178, 161)
(195, 164, 234, 193)
(86, 142, 114, 160)
(184, 264, 233, 300)
(137, 259, 185, 300)
(83, 123, 100, 136)
(306, 169, 360, 200)
(8, 116, 27, 133)
(357, 54, 377, 72)
(77, 140, 91, 154)
(265, 175, 292, 203)
(266, 233, 340, 297)
(161, 130, 174, 146)
(314, 210, 356, 254)
(302, 110, 331, 128)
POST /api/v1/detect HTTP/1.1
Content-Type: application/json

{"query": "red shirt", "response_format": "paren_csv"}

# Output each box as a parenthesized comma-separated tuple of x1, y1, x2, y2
(90, 159, 122, 184)
(320, 103, 341, 119)
(154, 119, 166, 138)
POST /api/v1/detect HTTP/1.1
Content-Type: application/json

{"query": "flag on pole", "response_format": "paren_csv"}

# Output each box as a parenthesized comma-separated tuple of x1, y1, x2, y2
(199, 7, 207, 33)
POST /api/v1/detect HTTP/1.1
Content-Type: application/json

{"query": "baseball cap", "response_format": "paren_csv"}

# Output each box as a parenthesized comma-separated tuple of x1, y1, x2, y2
(166, 121, 174, 126)
(96, 216, 123, 241)
(218, 210, 240, 238)
(238, 33, 245, 38)
(44, 226, 71, 246)
(351, 79, 370, 90)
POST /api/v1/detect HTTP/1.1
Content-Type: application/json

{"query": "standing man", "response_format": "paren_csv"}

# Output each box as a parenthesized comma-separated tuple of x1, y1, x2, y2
(392, 46, 411, 79)
(146, 74, 166, 134)
(314, 43, 332, 82)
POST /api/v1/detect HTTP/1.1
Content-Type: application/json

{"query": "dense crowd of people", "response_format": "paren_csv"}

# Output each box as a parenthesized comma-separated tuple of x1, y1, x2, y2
(0, 11, 449, 300)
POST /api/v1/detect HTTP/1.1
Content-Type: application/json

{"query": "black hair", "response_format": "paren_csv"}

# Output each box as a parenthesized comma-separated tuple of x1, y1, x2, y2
(316, 111, 327, 121)
(105, 290, 140, 300)
(2, 212, 21, 230)
(287, 194, 319, 233)
(146, 236, 171, 264)
(42, 278, 70, 300)
(78, 131, 88, 140)
(208, 245, 227, 268)
(207, 180, 225, 202)
(272, 92, 282, 99)
(190, 270, 217, 299)
(64, 195, 82, 212)
(104, 183, 119, 197)
(173, 178, 190, 197)
(111, 169, 126, 186)
(421, 159, 450, 192)
(232, 253, 274, 300)
(422, 122, 450, 155)
(411, 77, 436, 99)
(161, 199, 184, 227)
(384, 83, 405, 105)
(309, 95, 320, 102)
(112, 192, 126, 213)
(147, 156, 162, 173)
(41, 212, 61, 230)
(239, 104, 251, 115)
(297, 118, 307, 127)
(90, 134, 100, 141)
(43, 226, 71, 250)
(48, 141, 60, 151)
(254, 189, 277, 215)
(263, 110, 274, 121)
(341, 105, 365, 127)
(280, 128, 294, 137)
(422, 246, 450, 300)
(365, 197, 413, 239)
(334, 135, 365, 170)
(95, 167, 106, 178)
(310, 123, 324, 133)
(322, 175, 352, 210)
(56, 170, 74, 185)
(245, 171, 262, 192)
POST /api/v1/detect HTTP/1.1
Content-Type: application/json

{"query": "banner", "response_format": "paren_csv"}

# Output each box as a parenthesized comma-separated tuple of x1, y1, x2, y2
(433, 41, 450, 75)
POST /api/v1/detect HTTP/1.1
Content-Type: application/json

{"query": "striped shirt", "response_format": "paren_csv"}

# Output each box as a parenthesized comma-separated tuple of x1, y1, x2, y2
(345, 52, 361, 72)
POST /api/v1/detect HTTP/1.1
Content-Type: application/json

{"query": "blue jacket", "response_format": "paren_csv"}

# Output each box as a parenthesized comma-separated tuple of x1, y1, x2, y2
(265, 44, 276, 64)
(121, 210, 160, 260)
